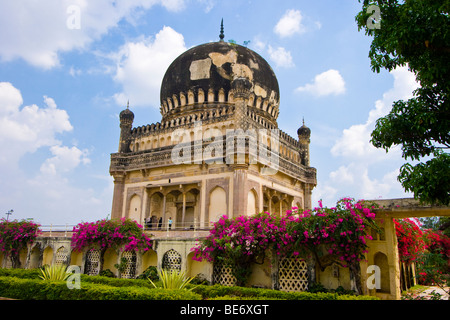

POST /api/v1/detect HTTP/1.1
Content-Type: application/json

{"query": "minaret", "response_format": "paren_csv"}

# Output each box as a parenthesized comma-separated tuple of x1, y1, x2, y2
(219, 19, 225, 42)
(118, 101, 134, 153)
(297, 118, 311, 166)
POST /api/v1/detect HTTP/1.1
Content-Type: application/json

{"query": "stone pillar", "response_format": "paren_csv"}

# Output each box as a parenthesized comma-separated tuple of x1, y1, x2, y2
(385, 217, 402, 300)
(162, 194, 167, 226)
(111, 173, 126, 220)
(232, 165, 248, 218)
(182, 192, 186, 227)
(231, 77, 251, 131)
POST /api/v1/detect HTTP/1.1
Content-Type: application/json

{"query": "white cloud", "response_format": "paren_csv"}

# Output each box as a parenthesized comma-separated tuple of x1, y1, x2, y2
(40, 145, 90, 176)
(0, 83, 73, 165)
(331, 66, 418, 159)
(112, 26, 187, 107)
(296, 69, 346, 96)
(267, 45, 294, 68)
(274, 9, 306, 38)
(0, 82, 102, 225)
(329, 165, 354, 184)
(316, 66, 419, 205)
(0, 0, 186, 69)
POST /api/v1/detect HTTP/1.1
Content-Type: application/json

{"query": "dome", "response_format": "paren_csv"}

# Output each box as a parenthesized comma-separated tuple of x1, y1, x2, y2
(120, 106, 134, 123)
(160, 41, 280, 121)
(297, 123, 311, 137)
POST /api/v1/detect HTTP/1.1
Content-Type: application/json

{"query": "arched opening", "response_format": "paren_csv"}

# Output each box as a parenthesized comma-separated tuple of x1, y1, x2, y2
(42, 246, 53, 266)
(209, 186, 227, 222)
(374, 252, 390, 293)
(120, 251, 137, 279)
(85, 248, 101, 276)
(141, 249, 158, 272)
(103, 248, 118, 276)
(128, 194, 142, 224)
(55, 246, 68, 266)
(247, 189, 258, 216)
(148, 192, 164, 230)
(29, 244, 41, 269)
(162, 249, 182, 272)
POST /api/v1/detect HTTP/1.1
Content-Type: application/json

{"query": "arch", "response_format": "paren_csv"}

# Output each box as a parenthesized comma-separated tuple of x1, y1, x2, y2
(162, 249, 182, 272)
(28, 244, 41, 269)
(271, 196, 280, 216)
(374, 252, 390, 293)
(70, 249, 83, 267)
(282, 199, 290, 215)
(120, 251, 137, 279)
(19, 247, 28, 267)
(55, 246, 68, 266)
(186, 251, 208, 279)
(209, 186, 227, 222)
(142, 249, 158, 272)
(42, 246, 53, 266)
(128, 194, 142, 223)
(103, 248, 119, 276)
(247, 189, 258, 216)
(85, 248, 101, 276)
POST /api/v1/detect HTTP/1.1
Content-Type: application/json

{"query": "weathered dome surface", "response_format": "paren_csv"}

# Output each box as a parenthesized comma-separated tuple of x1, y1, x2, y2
(120, 107, 134, 122)
(160, 41, 280, 119)
(297, 124, 311, 137)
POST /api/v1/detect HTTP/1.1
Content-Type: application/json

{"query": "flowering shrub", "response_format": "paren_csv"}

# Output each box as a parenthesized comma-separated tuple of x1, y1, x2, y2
(394, 218, 425, 265)
(71, 218, 152, 252)
(192, 212, 281, 285)
(394, 218, 449, 292)
(290, 198, 379, 268)
(416, 229, 450, 289)
(0, 219, 41, 267)
(192, 198, 380, 288)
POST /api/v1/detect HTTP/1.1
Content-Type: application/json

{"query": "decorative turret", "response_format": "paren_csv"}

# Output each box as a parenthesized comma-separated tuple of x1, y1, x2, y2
(118, 101, 134, 153)
(297, 119, 311, 166)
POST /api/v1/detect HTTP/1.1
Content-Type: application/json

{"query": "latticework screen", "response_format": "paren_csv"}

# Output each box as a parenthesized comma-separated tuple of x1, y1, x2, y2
(55, 246, 68, 266)
(162, 249, 182, 271)
(278, 257, 309, 292)
(121, 251, 137, 279)
(213, 263, 236, 287)
(85, 248, 101, 276)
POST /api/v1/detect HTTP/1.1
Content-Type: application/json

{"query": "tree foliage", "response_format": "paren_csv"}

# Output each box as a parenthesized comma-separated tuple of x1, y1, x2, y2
(0, 219, 41, 268)
(355, 0, 450, 205)
(71, 218, 152, 252)
(192, 198, 380, 292)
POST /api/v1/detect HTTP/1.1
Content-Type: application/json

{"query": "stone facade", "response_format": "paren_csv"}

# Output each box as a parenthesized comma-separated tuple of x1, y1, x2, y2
(109, 39, 317, 229)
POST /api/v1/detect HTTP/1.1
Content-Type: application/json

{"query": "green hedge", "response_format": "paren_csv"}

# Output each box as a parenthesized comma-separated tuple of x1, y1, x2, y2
(191, 284, 379, 300)
(0, 268, 379, 300)
(0, 276, 201, 300)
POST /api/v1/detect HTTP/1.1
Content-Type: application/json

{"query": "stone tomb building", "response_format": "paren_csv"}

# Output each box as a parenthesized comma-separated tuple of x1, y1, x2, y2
(2, 31, 450, 300)
(109, 37, 317, 230)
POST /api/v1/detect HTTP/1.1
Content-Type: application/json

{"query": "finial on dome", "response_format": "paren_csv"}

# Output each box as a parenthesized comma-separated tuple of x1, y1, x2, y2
(219, 19, 225, 42)
(127, 100, 130, 109)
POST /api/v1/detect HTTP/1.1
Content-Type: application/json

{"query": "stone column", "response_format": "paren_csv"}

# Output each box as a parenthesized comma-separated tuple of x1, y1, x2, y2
(231, 77, 251, 131)
(111, 173, 126, 220)
(232, 165, 248, 218)
(182, 192, 186, 228)
(162, 194, 167, 227)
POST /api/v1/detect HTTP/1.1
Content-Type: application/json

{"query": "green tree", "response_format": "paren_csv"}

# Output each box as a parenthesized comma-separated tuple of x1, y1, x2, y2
(355, 0, 450, 205)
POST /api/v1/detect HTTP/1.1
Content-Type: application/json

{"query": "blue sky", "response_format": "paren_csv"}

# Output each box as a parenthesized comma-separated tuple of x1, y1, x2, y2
(0, 0, 418, 226)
